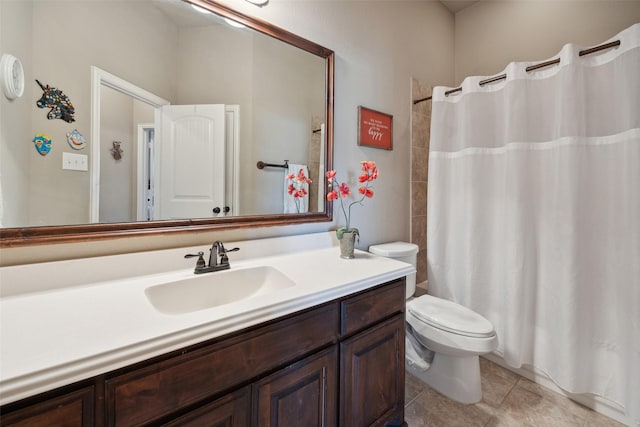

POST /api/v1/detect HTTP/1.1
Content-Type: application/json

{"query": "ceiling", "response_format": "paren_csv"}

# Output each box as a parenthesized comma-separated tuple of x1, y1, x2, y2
(440, 0, 478, 13)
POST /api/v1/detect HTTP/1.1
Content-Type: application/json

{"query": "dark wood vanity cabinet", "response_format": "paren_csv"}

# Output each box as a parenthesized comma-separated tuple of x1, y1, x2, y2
(0, 278, 406, 427)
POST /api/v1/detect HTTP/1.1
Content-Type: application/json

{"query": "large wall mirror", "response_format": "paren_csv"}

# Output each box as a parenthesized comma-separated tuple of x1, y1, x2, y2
(0, 0, 334, 246)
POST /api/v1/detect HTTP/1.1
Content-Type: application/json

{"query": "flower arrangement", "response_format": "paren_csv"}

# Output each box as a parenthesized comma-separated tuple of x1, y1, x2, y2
(286, 168, 312, 213)
(326, 160, 379, 240)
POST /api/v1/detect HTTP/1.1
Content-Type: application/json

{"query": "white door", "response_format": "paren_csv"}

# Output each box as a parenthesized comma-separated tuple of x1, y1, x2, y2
(156, 104, 226, 219)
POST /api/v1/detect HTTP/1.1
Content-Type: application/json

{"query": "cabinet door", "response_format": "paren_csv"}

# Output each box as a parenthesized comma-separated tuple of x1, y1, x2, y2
(340, 315, 405, 427)
(163, 387, 250, 427)
(0, 386, 94, 427)
(253, 346, 337, 427)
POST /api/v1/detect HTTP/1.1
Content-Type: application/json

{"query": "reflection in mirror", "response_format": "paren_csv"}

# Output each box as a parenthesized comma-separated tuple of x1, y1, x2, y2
(0, 0, 334, 245)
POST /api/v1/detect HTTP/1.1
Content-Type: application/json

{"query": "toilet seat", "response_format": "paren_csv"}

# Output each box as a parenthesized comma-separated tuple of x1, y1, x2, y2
(408, 295, 495, 338)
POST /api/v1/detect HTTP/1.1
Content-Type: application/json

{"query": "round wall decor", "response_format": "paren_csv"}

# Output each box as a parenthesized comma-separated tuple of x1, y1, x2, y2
(0, 54, 25, 100)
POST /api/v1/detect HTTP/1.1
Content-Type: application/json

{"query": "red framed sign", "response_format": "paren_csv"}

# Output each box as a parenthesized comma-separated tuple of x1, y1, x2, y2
(357, 106, 393, 150)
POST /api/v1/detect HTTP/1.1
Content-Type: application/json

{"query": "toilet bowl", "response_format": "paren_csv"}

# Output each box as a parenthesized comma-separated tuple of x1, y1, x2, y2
(368, 242, 498, 404)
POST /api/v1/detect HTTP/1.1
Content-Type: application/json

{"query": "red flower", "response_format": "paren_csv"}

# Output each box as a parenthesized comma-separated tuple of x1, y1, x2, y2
(326, 160, 379, 231)
(297, 168, 312, 184)
(358, 186, 374, 198)
(286, 173, 295, 180)
(361, 160, 376, 172)
(287, 184, 295, 195)
(338, 182, 351, 197)
(369, 167, 379, 181)
(327, 190, 339, 201)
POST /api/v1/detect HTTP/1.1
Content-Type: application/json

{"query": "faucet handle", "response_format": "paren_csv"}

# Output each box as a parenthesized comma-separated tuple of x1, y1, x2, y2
(219, 247, 239, 265)
(185, 252, 206, 270)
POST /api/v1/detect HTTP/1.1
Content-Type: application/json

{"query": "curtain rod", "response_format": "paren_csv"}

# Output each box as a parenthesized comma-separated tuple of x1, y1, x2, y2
(412, 39, 621, 105)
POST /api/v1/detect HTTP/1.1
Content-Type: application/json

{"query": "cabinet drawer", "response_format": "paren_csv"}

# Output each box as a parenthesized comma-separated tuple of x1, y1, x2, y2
(106, 303, 339, 426)
(162, 386, 250, 427)
(340, 278, 405, 337)
(0, 386, 94, 427)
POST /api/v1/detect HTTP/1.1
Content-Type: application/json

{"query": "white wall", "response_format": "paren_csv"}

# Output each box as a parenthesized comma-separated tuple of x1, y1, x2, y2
(454, 1, 640, 85)
(0, 1, 180, 227)
(0, 0, 32, 227)
(0, 0, 454, 265)
(99, 86, 134, 223)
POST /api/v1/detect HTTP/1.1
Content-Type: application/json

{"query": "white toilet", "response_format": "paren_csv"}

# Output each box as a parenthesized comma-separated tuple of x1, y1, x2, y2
(368, 242, 498, 404)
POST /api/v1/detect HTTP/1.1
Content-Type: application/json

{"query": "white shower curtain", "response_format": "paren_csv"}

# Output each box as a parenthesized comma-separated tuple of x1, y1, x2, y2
(427, 24, 639, 424)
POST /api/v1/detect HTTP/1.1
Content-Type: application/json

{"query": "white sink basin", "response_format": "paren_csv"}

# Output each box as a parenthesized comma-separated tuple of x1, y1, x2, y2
(145, 266, 296, 315)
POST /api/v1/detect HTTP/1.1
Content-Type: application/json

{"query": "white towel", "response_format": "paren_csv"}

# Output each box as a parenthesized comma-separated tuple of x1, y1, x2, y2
(284, 163, 309, 213)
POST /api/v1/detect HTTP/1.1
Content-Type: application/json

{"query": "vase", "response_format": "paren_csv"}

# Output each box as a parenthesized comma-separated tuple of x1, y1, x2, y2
(339, 231, 357, 259)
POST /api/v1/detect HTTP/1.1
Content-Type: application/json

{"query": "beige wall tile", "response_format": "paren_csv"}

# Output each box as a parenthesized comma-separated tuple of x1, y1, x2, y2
(411, 79, 431, 294)
(412, 181, 427, 217)
(416, 249, 428, 285)
(412, 78, 432, 100)
(412, 111, 429, 149)
(412, 146, 428, 182)
(411, 216, 427, 252)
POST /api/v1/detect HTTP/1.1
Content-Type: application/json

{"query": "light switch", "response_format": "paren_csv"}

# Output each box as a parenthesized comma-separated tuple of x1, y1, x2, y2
(62, 152, 88, 171)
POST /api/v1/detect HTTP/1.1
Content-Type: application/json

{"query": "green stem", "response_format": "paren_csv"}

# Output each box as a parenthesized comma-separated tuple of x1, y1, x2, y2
(339, 194, 349, 229)
(331, 176, 372, 231)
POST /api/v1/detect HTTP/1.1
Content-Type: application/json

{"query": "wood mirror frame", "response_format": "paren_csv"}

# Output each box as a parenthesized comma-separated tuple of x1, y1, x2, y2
(0, 0, 334, 248)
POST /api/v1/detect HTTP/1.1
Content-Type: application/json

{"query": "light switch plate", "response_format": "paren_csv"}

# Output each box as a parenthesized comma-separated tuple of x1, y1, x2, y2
(62, 152, 88, 171)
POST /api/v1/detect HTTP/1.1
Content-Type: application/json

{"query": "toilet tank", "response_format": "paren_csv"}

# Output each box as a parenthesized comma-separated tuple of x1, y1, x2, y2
(368, 242, 419, 299)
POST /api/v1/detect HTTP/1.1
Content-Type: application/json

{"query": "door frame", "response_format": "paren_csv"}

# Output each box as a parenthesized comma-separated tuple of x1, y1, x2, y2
(225, 105, 240, 216)
(89, 66, 169, 223)
(136, 123, 155, 221)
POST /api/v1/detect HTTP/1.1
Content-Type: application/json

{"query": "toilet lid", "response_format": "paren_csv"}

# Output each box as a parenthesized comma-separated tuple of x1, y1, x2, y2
(368, 242, 419, 257)
(408, 295, 495, 338)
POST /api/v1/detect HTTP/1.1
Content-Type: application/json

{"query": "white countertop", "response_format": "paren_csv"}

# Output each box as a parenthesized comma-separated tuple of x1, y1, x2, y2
(0, 232, 414, 405)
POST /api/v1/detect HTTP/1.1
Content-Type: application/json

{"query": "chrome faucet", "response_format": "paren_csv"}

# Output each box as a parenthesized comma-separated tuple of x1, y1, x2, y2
(209, 240, 240, 270)
(185, 241, 240, 274)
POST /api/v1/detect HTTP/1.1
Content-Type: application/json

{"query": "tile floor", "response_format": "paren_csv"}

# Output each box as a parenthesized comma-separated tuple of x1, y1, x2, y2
(404, 357, 625, 427)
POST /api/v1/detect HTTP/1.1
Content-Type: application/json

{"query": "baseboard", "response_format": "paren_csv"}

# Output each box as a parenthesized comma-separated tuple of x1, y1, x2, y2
(482, 353, 633, 426)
